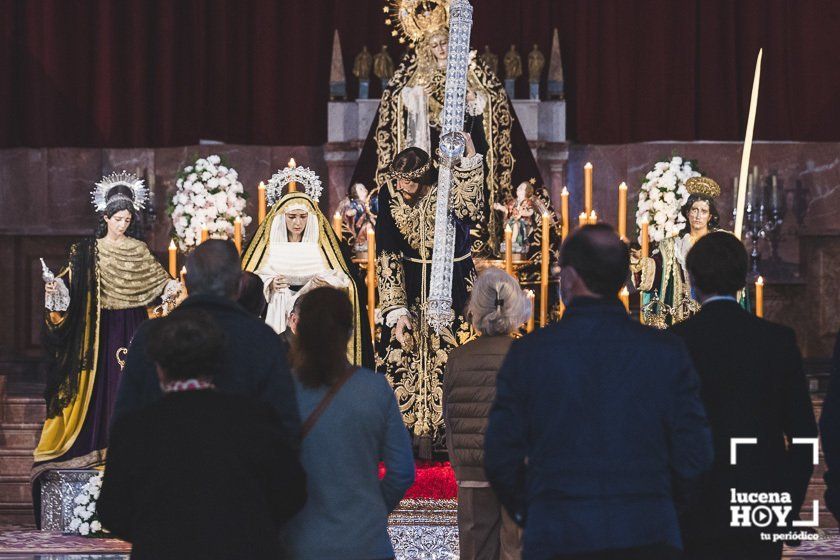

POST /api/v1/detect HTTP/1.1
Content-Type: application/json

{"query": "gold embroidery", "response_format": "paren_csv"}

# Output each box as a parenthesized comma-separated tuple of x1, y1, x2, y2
(451, 154, 485, 223)
(96, 237, 170, 310)
(389, 187, 437, 252)
(378, 251, 407, 313)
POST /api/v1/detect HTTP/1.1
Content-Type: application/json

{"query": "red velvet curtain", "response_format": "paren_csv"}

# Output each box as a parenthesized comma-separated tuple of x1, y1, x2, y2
(2, 0, 838, 147)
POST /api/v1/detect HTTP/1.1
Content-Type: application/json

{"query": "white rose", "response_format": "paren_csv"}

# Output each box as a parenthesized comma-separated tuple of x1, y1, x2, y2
(75, 494, 90, 505)
(188, 173, 197, 182)
(649, 188, 661, 201)
(196, 158, 208, 168)
(655, 162, 668, 172)
(69, 518, 81, 531)
(207, 177, 219, 190)
(243, 216, 253, 226)
(671, 156, 683, 166)
(654, 211, 667, 225)
(193, 195, 206, 207)
(79, 522, 90, 536)
(663, 191, 676, 204)
(229, 169, 238, 179)
(218, 177, 230, 188)
(201, 171, 212, 181)
(91, 520, 102, 533)
(208, 154, 221, 165)
(80, 508, 93, 520)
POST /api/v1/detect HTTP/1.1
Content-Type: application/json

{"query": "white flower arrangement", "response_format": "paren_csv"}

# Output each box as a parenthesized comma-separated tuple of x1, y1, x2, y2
(168, 154, 252, 252)
(635, 155, 700, 243)
(68, 472, 106, 536)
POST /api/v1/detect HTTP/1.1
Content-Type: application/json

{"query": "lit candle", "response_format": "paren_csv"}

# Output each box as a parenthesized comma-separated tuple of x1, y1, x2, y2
(640, 218, 650, 260)
(540, 212, 550, 327)
(168, 240, 177, 278)
(584, 162, 593, 215)
(619, 286, 630, 313)
(561, 186, 570, 239)
(589, 210, 597, 225)
(366, 226, 376, 341)
(527, 290, 535, 333)
(504, 224, 513, 275)
(200, 225, 209, 244)
(333, 211, 342, 237)
(618, 182, 628, 239)
(578, 212, 587, 228)
(180, 266, 187, 295)
(234, 217, 242, 254)
(288, 158, 297, 192)
(258, 181, 267, 224)
(755, 276, 764, 318)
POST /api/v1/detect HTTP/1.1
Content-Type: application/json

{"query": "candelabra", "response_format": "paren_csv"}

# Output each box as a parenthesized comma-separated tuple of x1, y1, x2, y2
(740, 173, 785, 276)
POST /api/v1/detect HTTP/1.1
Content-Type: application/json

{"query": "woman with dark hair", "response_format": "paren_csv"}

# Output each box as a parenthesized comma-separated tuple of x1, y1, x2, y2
(375, 134, 484, 457)
(283, 287, 414, 560)
(98, 309, 305, 559)
(33, 172, 181, 487)
(632, 176, 746, 325)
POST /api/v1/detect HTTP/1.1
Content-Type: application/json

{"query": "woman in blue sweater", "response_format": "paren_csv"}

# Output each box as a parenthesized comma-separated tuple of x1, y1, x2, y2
(283, 287, 415, 559)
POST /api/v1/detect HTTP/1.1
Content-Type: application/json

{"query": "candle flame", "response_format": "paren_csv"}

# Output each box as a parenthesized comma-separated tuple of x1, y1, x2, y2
(180, 266, 187, 274)
(527, 290, 535, 299)
(288, 158, 297, 168)
(234, 216, 241, 223)
(168, 240, 176, 249)
(542, 211, 551, 218)
(367, 225, 374, 235)
(639, 217, 649, 225)
(756, 276, 764, 286)
(584, 162, 593, 169)
(619, 182, 628, 190)
(620, 286, 630, 296)
(504, 224, 512, 232)
(561, 186, 569, 196)
(258, 181, 266, 190)
(334, 211, 341, 219)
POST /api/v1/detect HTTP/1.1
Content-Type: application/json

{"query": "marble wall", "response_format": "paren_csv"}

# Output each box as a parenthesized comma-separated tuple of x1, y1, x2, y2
(1, 141, 839, 369)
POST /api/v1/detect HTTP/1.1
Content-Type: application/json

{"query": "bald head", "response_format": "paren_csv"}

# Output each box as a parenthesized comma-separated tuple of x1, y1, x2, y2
(560, 224, 629, 298)
(185, 239, 241, 299)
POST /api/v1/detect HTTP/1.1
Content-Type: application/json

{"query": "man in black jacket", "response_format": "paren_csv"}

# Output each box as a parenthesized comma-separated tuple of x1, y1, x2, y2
(485, 224, 713, 560)
(820, 331, 840, 523)
(671, 232, 817, 560)
(112, 240, 300, 446)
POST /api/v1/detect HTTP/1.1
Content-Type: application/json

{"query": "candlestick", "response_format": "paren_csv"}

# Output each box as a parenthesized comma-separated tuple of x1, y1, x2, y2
(200, 225, 209, 244)
(333, 211, 342, 237)
(504, 224, 513, 275)
(234, 217, 242, 254)
(639, 218, 650, 323)
(258, 181, 267, 224)
(527, 290, 535, 333)
(540, 212, 550, 327)
(180, 266, 187, 295)
(584, 162, 593, 215)
(561, 187, 570, 239)
(168, 240, 177, 278)
(618, 182, 628, 239)
(578, 212, 587, 228)
(755, 276, 764, 317)
(619, 286, 630, 313)
(288, 158, 297, 192)
(589, 210, 597, 225)
(366, 226, 376, 341)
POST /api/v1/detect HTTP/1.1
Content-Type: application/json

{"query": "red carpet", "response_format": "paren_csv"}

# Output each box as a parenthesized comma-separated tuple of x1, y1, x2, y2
(380, 461, 457, 500)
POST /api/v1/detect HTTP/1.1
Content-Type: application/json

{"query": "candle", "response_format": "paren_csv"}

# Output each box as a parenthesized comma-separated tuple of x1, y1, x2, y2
(234, 217, 242, 254)
(578, 212, 587, 228)
(366, 226, 376, 341)
(560, 186, 570, 239)
(639, 218, 649, 324)
(526, 290, 535, 333)
(618, 182, 628, 239)
(584, 162, 593, 215)
(733, 177, 738, 210)
(168, 240, 177, 278)
(258, 181, 267, 224)
(288, 158, 297, 192)
(619, 286, 630, 313)
(540, 212, 550, 327)
(504, 224, 513, 275)
(755, 276, 764, 318)
(200, 225, 209, 244)
(589, 210, 597, 225)
(333, 211, 342, 237)
(180, 266, 187, 295)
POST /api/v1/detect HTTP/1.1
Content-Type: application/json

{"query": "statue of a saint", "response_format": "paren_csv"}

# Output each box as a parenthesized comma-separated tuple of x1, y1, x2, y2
(373, 45, 395, 88)
(528, 44, 545, 83)
(479, 45, 499, 76)
(503, 44, 523, 81)
(353, 46, 373, 81)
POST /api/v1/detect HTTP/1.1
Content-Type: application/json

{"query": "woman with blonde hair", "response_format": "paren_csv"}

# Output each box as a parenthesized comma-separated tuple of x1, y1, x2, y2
(444, 266, 529, 560)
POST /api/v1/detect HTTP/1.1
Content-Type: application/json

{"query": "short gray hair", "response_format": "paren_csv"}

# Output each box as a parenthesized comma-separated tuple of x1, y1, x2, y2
(467, 267, 531, 336)
(185, 240, 242, 298)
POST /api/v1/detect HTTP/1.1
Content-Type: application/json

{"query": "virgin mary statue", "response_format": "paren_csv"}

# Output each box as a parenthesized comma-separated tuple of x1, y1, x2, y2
(241, 167, 373, 367)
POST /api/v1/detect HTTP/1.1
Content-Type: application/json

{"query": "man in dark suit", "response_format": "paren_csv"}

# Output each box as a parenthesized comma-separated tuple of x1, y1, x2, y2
(820, 331, 840, 523)
(112, 240, 300, 445)
(485, 224, 713, 560)
(670, 231, 817, 560)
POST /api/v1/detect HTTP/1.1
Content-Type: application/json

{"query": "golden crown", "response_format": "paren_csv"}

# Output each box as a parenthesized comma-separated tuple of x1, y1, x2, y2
(388, 159, 433, 181)
(384, 0, 449, 46)
(685, 176, 721, 199)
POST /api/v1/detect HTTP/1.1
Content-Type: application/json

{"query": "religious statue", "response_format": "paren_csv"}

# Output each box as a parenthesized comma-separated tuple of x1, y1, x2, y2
(335, 183, 374, 255)
(33, 172, 181, 481)
(376, 138, 483, 457)
(631, 176, 748, 325)
(350, 0, 546, 259)
(479, 44, 498, 76)
(503, 44, 522, 99)
(242, 168, 373, 367)
(373, 45, 395, 88)
(528, 43, 545, 100)
(353, 46, 374, 99)
(494, 180, 544, 256)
